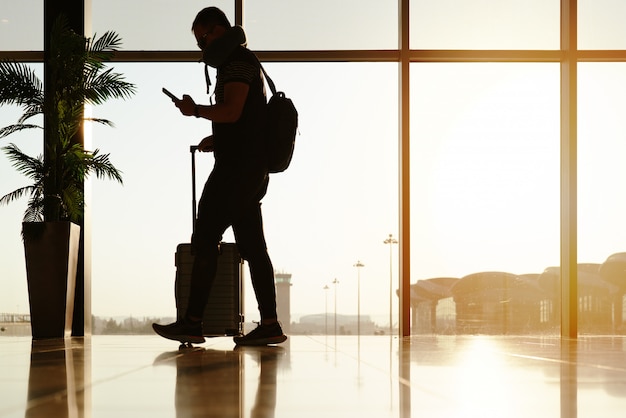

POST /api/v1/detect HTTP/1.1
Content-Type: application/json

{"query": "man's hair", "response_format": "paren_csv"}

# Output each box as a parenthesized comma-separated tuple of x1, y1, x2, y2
(192, 7, 231, 30)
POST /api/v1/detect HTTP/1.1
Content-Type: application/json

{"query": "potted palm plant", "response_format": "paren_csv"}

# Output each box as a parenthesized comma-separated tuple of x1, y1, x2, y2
(0, 16, 136, 338)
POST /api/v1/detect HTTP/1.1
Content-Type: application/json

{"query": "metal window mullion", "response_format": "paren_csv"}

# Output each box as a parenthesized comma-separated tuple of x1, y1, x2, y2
(236, 0, 243, 26)
(561, 0, 578, 339)
(399, 0, 411, 338)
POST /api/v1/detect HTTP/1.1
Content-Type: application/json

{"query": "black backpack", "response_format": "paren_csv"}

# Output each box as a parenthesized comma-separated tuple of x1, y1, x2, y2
(260, 65, 298, 173)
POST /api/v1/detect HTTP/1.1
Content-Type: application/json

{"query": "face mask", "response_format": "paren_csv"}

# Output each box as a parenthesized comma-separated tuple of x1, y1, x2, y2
(202, 25, 247, 68)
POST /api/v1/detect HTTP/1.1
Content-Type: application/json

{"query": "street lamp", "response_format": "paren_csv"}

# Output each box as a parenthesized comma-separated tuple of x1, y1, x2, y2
(354, 260, 365, 335)
(384, 233, 398, 335)
(332, 278, 339, 336)
(323, 285, 329, 335)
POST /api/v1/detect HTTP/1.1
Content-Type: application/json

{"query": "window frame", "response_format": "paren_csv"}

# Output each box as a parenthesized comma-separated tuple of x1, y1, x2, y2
(3, 0, 624, 337)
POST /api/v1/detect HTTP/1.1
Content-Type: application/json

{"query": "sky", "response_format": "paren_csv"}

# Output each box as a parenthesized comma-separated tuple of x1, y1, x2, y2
(2, 1, 626, 328)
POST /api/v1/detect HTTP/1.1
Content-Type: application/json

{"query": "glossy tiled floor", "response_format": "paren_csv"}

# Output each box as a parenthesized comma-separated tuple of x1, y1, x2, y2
(1, 334, 626, 417)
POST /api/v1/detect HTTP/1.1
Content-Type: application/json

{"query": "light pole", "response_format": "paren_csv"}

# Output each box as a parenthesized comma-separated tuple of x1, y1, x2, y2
(332, 278, 339, 336)
(323, 285, 329, 335)
(354, 260, 365, 335)
(384, 233, 398, 335)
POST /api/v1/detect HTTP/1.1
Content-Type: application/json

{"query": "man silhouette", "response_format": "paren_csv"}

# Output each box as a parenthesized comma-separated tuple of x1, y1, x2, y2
(153, 7, 286, 346)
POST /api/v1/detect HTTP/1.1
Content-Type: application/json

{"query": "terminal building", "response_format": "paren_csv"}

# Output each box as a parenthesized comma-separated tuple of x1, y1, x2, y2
(410, 253, 626, 335)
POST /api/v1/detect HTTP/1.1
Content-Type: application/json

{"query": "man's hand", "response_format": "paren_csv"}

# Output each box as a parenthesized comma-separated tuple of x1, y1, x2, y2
(171, 83, 250, 122)
(197, 135, 214, 152)
(175, 94, 197, 117)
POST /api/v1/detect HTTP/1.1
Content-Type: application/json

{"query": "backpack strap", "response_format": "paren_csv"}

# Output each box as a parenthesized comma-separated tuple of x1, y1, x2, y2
(203, 63, 215, 105)
(259, 63, 277, 96)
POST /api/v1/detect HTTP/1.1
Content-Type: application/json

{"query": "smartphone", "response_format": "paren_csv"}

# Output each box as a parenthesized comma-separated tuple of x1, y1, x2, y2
(162, 87, 179, 102)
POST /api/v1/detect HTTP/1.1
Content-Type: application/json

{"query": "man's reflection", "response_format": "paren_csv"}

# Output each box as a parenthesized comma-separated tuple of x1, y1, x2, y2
(154, 344, 286, 418)
(236, 346, 285, 418)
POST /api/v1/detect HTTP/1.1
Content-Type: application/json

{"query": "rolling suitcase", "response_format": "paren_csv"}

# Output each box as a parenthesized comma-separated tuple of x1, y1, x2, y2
(174, 145, 244, 336)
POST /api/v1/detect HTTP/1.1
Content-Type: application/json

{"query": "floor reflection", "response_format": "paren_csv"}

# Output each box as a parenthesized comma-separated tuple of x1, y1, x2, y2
(154, 346, 242, 417)
(153, 344, 286, 418)
(561, 339, 577, 418)
(3, 335, 626, 417)
(26, 338, 89, 418)
(404, 336, 626, 417)
(236, 346, 285, 418)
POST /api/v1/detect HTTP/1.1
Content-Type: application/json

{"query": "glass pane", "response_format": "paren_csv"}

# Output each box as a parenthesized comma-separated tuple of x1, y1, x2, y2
(579, 63, 626, 334)
(0, 0, 43, 50)
(411, 0, 560, 50)
(91, 0, 233, 50)
(410, 63, 560, 335)
(88, 63, 398, 333)
(245, 0, 398, 50)
(579, 0, 626, 50)
(0, 64, 44, 321)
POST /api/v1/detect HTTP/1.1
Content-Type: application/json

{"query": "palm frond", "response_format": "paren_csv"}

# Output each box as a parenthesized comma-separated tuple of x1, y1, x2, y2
(49, 16, 84, 62)
(0, 185, 36, 207)
(24, 193, 44, 222)
(83, 32, 119, 80)
(85, 118, 114, 127)
(61, 183, 84, 221)
(84, 67, 136, 105)
(2, 143, 44, 180)
(17, 104, 44, 124)
(88, 149, 123, 183)
(93, 30, 123, 52)
(0, 123, 42, 139)
(57, 119, 81, 145)
(0, 60, 44, 108)
(88, 31, 122, 57)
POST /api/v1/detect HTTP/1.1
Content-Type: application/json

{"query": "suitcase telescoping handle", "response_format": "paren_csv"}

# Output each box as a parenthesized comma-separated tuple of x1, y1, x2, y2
(190, 145, 198, 233)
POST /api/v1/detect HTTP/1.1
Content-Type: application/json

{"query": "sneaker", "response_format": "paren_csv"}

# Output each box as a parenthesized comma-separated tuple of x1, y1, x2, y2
(152, 319, 205, 344)
(233, 322, 287, 346)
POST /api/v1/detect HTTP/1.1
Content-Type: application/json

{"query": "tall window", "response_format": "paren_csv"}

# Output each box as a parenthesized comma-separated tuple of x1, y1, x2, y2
(2, 1, 626, 337)
(88, 62, 399, 328)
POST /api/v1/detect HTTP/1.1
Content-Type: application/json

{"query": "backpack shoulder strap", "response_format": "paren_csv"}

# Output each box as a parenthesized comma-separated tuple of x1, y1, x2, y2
(259, 63, 277, 96)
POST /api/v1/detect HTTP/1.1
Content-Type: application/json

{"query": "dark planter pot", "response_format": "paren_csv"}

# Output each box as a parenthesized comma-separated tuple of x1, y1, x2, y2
(23, 221, 81, 339)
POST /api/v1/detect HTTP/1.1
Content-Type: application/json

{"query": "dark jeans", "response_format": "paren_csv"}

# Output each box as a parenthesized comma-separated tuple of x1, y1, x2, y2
(186, 161, 277, 322)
